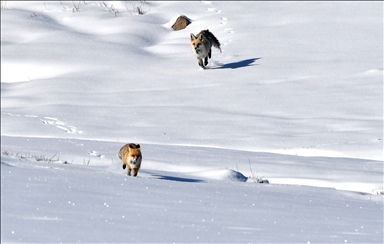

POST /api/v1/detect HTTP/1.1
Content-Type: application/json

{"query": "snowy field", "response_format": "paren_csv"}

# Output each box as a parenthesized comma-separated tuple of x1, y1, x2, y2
(1, 1, 383, 243)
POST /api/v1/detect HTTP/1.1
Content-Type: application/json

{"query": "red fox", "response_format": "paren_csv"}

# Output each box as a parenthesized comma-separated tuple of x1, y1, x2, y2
(118, 143, 142, 177)
(190, 29, 221, 68)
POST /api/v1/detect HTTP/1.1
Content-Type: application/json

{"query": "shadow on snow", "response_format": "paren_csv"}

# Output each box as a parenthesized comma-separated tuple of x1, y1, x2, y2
(212, 57, 261, 70)
(151, 174, 204, 183)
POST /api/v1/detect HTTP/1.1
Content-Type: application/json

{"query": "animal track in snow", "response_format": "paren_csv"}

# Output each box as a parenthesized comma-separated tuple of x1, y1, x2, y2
(89, 151, 105, 158)
(222, 39, 232, 46)
(3, 113, 40, 118)
(202, 0, 221, 13)
(220, 17, 228, 26)
(41, 117, 83, 134)
(3, 112, 21, 117)
(223, 28, 234, 34)
(3, 113, 83, 134)
(206, 8, 222, 13)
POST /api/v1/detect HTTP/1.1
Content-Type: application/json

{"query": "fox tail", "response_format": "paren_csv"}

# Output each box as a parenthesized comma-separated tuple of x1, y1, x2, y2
(206, 29, 222, 53)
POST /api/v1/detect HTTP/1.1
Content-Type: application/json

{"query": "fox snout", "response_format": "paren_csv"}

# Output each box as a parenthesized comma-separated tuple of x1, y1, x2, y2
(193, 44, 202, 54)
(130, 157, 139, 165)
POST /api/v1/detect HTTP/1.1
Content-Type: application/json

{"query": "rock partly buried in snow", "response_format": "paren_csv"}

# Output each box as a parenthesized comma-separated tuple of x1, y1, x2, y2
(172, 15, 191, 31)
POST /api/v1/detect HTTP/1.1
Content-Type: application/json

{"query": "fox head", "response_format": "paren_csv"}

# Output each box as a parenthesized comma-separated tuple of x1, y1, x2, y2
(190, 33, 205, 54)
(128, 144, 141, 165)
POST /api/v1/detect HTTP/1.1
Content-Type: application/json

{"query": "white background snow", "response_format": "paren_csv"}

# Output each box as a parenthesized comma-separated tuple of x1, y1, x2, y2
(1, 1, 383, 243)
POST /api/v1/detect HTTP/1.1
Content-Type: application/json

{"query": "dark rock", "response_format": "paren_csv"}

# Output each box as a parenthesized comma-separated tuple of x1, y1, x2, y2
(172, 15, 191, 31)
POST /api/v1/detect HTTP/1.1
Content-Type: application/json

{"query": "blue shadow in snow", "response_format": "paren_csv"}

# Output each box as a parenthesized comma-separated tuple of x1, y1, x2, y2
(213, 57, 261, 69)
(152, 174, 204, 183)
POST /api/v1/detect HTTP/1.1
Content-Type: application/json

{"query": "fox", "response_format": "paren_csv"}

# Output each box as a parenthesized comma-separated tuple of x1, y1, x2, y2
(190, 29, 222, 68)
(118, 143, 142, 177)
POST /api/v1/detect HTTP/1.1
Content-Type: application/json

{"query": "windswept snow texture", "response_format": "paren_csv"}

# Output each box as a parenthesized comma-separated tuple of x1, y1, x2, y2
(1, 1, 383, 243)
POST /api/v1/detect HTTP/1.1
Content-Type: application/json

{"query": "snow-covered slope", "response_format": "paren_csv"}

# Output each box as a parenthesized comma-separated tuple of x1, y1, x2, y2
(1, 1, 383, 243)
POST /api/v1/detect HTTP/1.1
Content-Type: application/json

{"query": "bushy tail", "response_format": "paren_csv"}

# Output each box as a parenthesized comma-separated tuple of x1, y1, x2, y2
(118, 146, 124, 159)
(204, 29, 222, 52)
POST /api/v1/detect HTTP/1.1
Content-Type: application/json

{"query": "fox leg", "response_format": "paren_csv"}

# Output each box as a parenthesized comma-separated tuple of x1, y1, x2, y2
(132, 168, 139, 177)
(204, 56, 209, 66)
(127, 165, 132, 176)
(208, 48, 211, 59)
(198, 59, 204, 68)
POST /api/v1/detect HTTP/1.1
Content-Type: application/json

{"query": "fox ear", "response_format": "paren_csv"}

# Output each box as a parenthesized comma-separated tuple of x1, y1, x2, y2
(136, 144, 140, 149)
(190, 33, 196, 41)
(199, 34, 204, 41)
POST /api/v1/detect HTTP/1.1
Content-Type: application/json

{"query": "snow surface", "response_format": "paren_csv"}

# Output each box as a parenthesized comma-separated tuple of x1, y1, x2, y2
(1, 1, 383, 243)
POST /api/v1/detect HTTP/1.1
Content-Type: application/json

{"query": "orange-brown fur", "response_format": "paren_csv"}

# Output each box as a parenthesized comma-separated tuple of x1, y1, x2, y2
(118, 143, 142, 177)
